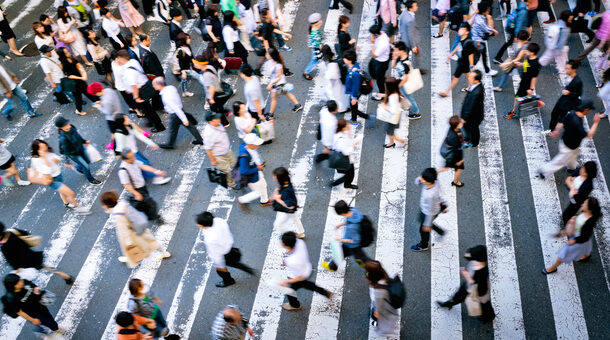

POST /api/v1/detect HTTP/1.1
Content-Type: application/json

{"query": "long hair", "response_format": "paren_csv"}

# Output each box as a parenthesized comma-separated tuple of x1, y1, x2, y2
(223, 10, 237, 30)
(84, 29, 99, 46)
(267, 47, 285, 68)
(57, 47, 77, 71)
(364, 260, 389, 287)
(31, 139, 52, 157)
(57, 6, 70, 24)
(336, 118, 348, 133)
(32, 22, 47, 39)
(273, 167, 292, 187)
(113, 114, 131, 135)
(321, 44, 334, 62)
(338, 15, 350, 34)
(586, 197, 602, 223)
(383, 77, 400, 104)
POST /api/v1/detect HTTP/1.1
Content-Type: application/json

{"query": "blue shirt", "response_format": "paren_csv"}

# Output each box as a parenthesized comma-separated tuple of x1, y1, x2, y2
(343, 207, 363, 248)
(345, 63, 362, 99)
(238, 143, 259, 183)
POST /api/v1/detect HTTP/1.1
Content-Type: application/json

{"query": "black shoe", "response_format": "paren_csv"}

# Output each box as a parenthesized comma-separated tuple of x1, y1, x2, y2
(253, 69, 263, 77)
(215, 279, 235, 288)
(292, 104, 303, 113)
(192, 140, 203, 145)
(408, 113, 422, 120)
(284, 71, 295, 77)
(344, 184, 358, 189)
(384, 143, 396, 148)
(65, 276, 74, 285)
(159, 144, 174, 149)
(451, 181, 464, 187)
(90, 179, 102, 185)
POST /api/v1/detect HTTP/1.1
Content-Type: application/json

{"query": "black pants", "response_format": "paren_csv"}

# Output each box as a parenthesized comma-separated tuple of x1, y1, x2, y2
(315, 152, 329, 163)
(137, 87, 165, 131)
(129, 186, 160, 221)
(418, 211, 444, 248)
(592, 0, 601, 12)
(370, 59, 389, 94)
(549, 102, 572, 131)
(35, 305, 59, 331)
(537, 0, 556, 20)
(329, 0, 353, 11)
(287, 279, 330, 308)
(165, 114, 203, 147)
(175, 0, 193, 18)
(120, 90, 138, 111)
(211, 93, 231, 126)
(248, 108, 263, 122)
(71, 80, 99, 112)
(477, 42, 490, 73)
(463, 122, 480, 147)
(495, 32, 515, 61)
(225, 40, 249, 65)
(142, 0, 154, 16)
(332, 163, 355, 188)
(327, 245, 370, 271)
(350, 101, 369, 122)
(52, 84, 71, 105)
(109, 33, 126, 51)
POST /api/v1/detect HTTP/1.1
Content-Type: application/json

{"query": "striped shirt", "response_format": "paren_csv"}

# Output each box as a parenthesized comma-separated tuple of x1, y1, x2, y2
(211, 305, 248, 340)
(308, 28, 322, 49)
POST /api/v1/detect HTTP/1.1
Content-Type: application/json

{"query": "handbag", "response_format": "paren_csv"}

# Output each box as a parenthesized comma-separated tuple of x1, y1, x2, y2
(440, 143, 455, 164)
(328, 150, 350, 171)
(256, 119, 275, 142)
(273, 201, 296, 213)
(59, 30, 76, 44)
(225, 247, 242, 264)
(27, 168, 53, 186)
(376, 104, 400, 125)
(403, 61, 423, 94)
(207, 167, 228, 188)
(216, 81, 234, 101)
(499, 57, 514, 73)
(85, 144, 103, 162)
(224, 57, 243, 70)
(130, 297, 156, 318)
(9, 229, 42, 248)
(465, 283, 483, 316)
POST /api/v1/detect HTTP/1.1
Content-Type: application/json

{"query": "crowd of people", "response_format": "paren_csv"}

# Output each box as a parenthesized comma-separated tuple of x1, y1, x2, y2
(0, 0, 607, 338)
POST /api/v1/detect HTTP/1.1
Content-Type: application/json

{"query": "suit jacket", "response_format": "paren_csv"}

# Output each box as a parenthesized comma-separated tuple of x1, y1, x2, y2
(461, 83, 484, 125)
(556, 75, 583, 110)
(128, 47, 141, 64)
(399, 10, 419, 49)
(139, 45, 164, 77)
(169, 21, 184, 42)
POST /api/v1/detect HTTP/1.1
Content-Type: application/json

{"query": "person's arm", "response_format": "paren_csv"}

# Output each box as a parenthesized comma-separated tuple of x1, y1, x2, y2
(527, 76, 537, 95)
(205, 149, 218, 166)
(17, 310, 41, 326)
(206, 24, 220, 42)
(572, 218, 595, 243)
(253, 98, 263, 118)
(586, 113, 601, 138)
(207, 84, 216, 104)
(131, 128, 158, 148)
(103, 20, 124, 47)
(223, 26, 235, 53)
(239, 155, 259, 176)
(140, 164, 166, 177)
(280, 275, 307, 285)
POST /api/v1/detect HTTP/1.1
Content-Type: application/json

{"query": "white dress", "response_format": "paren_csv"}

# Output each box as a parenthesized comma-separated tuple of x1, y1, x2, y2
(57, 18, 87, 56)
(321, 61, 348, 112)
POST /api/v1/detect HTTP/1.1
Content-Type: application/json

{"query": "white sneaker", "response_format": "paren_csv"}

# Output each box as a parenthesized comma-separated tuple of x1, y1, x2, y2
(541, 130, 552, 137)
(487, 69, 498, 76)
(450, 55, 458, 61)
(152, 176, 171, 185)
(74, 206, 92, 215)
(118, 256, 128, 263)
(204, 103, 210, 110)
(182, 91, 194, 97)
(17, 180, 30, 186)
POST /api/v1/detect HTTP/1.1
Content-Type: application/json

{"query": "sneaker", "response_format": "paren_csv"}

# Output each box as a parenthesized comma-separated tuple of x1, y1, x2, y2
(284, 70, 295, 77)
(160, 328, 170, 337)
(321, 261, 337, 272)
(65, 203, 77, 209)
(292, 104, 303, 113)
(74, 206, 92, 215)
(541, 130, 552, 137)
(281, 302, 302, 311)
(461, 142, 473, 149)
(450, 55, 458, 61)
(159, 144, 174, 149)
(28, 112, 43, 118)
(182, 91, 194, 97)
(408, 113, 422, 120)
(152, 176, 171, 185)
(192, 140, 203, 145)
(89, 179, 102, 185)
(17, 180, 30, 186)
(279, 45, 293, 52)
(504, 111, 517, 119)
(260, 200, 273, 207)
(350, 120, 358, 126)
(410, 244, 429, 252)
(118, 256, 128, 263)
(215, 278, 236, 287)
(486, 69, 498, 76)
(536, 171, 546, 179)
(492, 58, 503, 65)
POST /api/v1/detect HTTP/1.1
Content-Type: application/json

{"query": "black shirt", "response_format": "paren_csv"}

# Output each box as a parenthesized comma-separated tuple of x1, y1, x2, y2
(338, 30, 354, 54)
(260, 21, 275, 46)
(561, 111, 587, 149)
(520, 57, 540, 87)
(458, 38, 477, 69)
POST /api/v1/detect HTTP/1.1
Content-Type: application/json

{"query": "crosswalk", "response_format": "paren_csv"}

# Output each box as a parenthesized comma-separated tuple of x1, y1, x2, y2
(0, 0, 609, 339)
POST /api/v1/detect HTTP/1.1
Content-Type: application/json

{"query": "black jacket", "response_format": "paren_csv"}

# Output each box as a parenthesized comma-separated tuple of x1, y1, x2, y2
(169, 21, 184, 42)
(139, 45, 164, 77)
(58, 126, 86, 157)
(556, 75, 583, 110)
(460, 83, 484, 125)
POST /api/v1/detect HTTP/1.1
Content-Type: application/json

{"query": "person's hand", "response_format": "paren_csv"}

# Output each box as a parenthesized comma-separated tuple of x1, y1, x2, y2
(135, 97, 144, 103)
(65, 164, 75, 169)
(422, 226, 432, 232)
(460, 267, 469, 277)
(51, 82, 57, 89)
(257, 164, 265, 170)
(373, 311, 379, 319)
(447, 55, 453, 61)
(85, 141, 91, 145)
(567, 239, 576, 245)
(266, 84, 273, 91)
(335, 224, 342, 229)
(183, 120, 190, 126)
(208, 98, 215, 104)
(4, 55, 11, 61)
(562, 89, 570, 96)
(150, 144, 159, 150)
(284, 33, 292, 40)
(119, 43, 125, 48)
(456, 160, 464, 166)
(156, 170, 167, 177)
(211, 159, 218, 166)
(279, 280, 289, 286)
(33, 287, 41, 294)
(134, 191, 143, 201)
(593, 112, 602, 123)
(492, 29, 498, 35)
(5, 91, 12, 98)
(579, 12, 584, 17)
(351, 98, 357, 105)
(247, 328, 255, 337)
(31, 318, 41, 326)
(212, 37, 219, 43)
(154, 297, 163, 305)
(349, 38, 356, 44)
(335, 235, 342, 241)
(550, 130, 560, 138)
(569, 188, 577, 198)
(0, 138, 4, 143)
(526, 89, 534, 96)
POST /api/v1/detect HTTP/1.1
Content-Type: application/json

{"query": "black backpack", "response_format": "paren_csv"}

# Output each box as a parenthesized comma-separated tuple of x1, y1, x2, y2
(359, 215, 375, 247)
(448, 5, 464, 31)
(385, 275, 406, 309)
(358, 69, 373, 95)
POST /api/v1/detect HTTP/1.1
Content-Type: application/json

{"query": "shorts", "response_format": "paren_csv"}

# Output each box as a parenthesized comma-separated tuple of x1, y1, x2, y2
(526, 9, 537, 27)
(445, 159, 465, 170)
(453, 65, 470, 78)
(384, 122, 397, 135)
(49, 174, 65, 191)
(0, 155, 15, 170)
(432, 9, 447, 22)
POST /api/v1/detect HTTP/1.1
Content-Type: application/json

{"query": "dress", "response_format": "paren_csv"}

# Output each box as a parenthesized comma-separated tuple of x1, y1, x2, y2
(557, 214, 595, 263)
(0, 8, 16, 43)
(118, 0, 145, 28)
(57, 18, 87, 56)
(321, 60, 348, 112)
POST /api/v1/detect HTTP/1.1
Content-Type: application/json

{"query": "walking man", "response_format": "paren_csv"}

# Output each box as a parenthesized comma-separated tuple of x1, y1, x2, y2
(369, 25, 391, 100)
(399, 1, 422, 71)
(0, 63, 42, 121)
(239, 64, 265, 121)
(234, 133, 272, 212)
(203, 111, 239, 189)
(460, 70, 484, 148)
(315, 100, 339, 163)
(439, 23, 478, 97)
(411, 168, 447, 252)
(39, 45, 70, 105)
(211, 305, 255, 339)
(542, 60, 583, 135)
(87, 82, 123, 135)
(139, 34, 165, 78)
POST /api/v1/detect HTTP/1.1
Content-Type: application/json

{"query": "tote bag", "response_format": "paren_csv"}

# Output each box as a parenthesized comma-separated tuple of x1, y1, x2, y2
(27, 168, 53, 186)
(256, 119, 275, 142)
(376, 104, 400, 125)
(85, 144, 103, 162)
(328, 150, 350, 171)
(403, 61, 424, 94)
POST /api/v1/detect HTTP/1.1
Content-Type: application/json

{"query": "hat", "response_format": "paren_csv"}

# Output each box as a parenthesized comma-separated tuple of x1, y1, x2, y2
(243, 133, 264, 146)
(54, 116, 69, 128)
(170, 8, 182, 18)
(206, 111, 222, 121)
(577, 99, 595, 112)
(87, 82, 104, 96)
(308, 13, 322, 24)
(38, 44, 53, 53)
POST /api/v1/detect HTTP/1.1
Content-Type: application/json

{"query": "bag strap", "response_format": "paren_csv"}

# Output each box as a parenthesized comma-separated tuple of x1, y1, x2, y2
(119, 167, 134, 187)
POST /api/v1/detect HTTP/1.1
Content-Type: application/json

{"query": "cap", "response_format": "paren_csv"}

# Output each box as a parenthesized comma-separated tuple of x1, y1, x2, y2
(206, 111, 222, 121)
(170, 8, 182, 18)
(243, 133, 264, 146)
(38, 44, 53, 53)
(308, 12, 322, 24)
(86, 82, 104, 96)
(54, 116, 69, 128)
(577, 99, 594, 112)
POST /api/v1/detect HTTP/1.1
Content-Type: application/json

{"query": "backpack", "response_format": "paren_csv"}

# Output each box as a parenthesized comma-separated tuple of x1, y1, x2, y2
(385, 275, 406, 309)
(359, 215, 375, 248)
(230, 152, 253, 187)
(505, 9, 519, 34)
(358, 69, 373, 95)
(448, 5, 464, 31)
(130, 297, 156, 318)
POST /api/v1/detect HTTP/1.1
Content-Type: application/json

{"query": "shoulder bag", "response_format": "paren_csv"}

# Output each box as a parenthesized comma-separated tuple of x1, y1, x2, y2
(9, 229, 42, 248)
(255, 119, 275, 142)
(129, 297, 156, 318)
(26, 168, 53, 186)
(328, 150, 350, 171)
(403, 61, 423, 94)
(59, 29, 76, 44)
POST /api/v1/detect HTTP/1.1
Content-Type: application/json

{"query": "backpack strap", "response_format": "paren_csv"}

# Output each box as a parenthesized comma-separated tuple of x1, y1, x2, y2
(118, 328, 140, 335)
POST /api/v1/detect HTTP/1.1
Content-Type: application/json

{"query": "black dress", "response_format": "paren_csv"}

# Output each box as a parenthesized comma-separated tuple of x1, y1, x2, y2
(0, 230, 44, 270)
(0, 8, 15, 43)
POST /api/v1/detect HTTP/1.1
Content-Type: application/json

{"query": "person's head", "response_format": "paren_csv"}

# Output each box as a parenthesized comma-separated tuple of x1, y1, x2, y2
(128, 278, 144, 296)
(477, 2, 490, 15)
(207, 4, 219, 18)
(308, 13, 323, 33)
(239, 63, 254, 79)
(32, 22, 45, 37)
(383, 77, 400, 101)
(336, 117, 349, 133)
(125, 34, 138, 48)
(170, 8, 183, 21)
(260, 8, 271, 21)
(272, 167, 292, 186)
(114, 114, 130, 129)
(394, 41, 408, 57)
(206, 111, 222, 126)
(468, 69, 482, 84)
(406, 0, 418, 12)
(583, 197, 601, 220)
(576, 99, 594, 116)
(326, 100, 338, 113)
(115, 312, 135, 328)
(244, 133, 264, 149)
(334, 200, 350, 216)
(559, 9, 573, 24)
(266, 47, 284, 66)
(458, 22, 471, 37)
(196, 211, 214, 228)
(321, 44, 334, 62)
(223, 10, 236, 28)
(565, 60, 580, 75)
(232, 101, 246, 117)
(580, 161, 598, 179)
(57, 6, 70, 22)
(55, 116, 71, 132)
(3, 274, 23, 293)
(338, 15, 350, 33)
(87, 82, 104, 97)
(364, 260, 389, 286)
(516, 29, 530, 42)
(31, 139, 51, 157)
(85, 29, 98, 43)
(100, 7, 111, 17)
(222, 307, 243, 325)
(526, 42, 540, 56)
(342, 49, 357, 66)
(369, 24, 381, 37)
(280, 231, 297, 250)
(39, 44, 54, 56)
(152, 76, 166, 91)
(100, 190, 119, 210)
(57, 47, 74, 66)
(139, 33, 151, 46)
(449, 115, 463, 130)
(121, 148, 135, 163)
(464, 245, 487, 262)
(420, 167, 438, 185)
(115, 49, 131, 65)
(40, 14, 52, 25)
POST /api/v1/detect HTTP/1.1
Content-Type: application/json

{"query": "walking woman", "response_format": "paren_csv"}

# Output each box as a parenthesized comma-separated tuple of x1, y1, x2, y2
(379, 77, 405, 148)
(266, 47, 302, 117)
(438, 245, 495, 323)
(128, 278, 170, 337)
(29, 139, 90, 215)
(118, 0, 145, 35)
(222, 10, 248, 65)
(0, 4, 23, 56)
(57, 47, 99, 116)
(330, 118, 359, 189)
(272, 167, 305, 239)
(320, 45, 348, 113)
(85, 30, 113, 86)
(562, 161, 596, 225)
(32, 22, 57, 55)
(113, 114, 159, 180)
(337, 15, 356, 57)
(303, 13, 323, 80)
(175, 32, 196, 97)
(205, 5, 224, 53)
(55, 116, 101, 185)
(438, 115, 465, 187)
(57, 6, 92, 66)
(544, 197, 601, 273)
(0, 138, 29, 186)
(1, 274, 65, 337)
(365, 260, 399, 337)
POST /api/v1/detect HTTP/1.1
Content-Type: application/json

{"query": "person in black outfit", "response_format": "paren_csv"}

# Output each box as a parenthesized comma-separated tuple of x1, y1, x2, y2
(504, 43, 541, 119)
(175, 0, 194, 19)
(571, 0, 595, 43)
(538, 0, 556, 24)
(545, 60, 583, 133)
(55, 117, 101, 185)
(141, 0, 155, 17)
(439, 115, 465, 187)
(330, 0, 353, 13)
(562, 161, 596, 224)
(460, 70, 484, 148)
(138, 33, 164, 77)
(255, 8, 293, 76)
(169, 8, 185, 42)
(439, 23, 478, 97)
(57, 47, 100, 116)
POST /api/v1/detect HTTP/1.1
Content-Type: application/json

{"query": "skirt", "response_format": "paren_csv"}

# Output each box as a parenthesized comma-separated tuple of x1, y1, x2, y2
(0, 19, 15, 42)
(119, 0, 146, 27)
(557, 238, 593, 263)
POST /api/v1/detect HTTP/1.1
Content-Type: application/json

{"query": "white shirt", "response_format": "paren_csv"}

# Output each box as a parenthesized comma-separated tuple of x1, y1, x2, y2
(203, 124, 231, 155)
(435, 0, 451, 13)
(246, 147, 263, 165)
(34, 35, 55, 50)
(40, 56, 65, 84)
(332, 131, 354, 158)
(118, 159, 146, 188)
(123, 59, 148, 89)
(102, 17, 123, 46)
(222, 25, 240, 52)
(0, 143, 11, 165)
(115, 127, 155, 154)
(159, 85, 188, 122)
(319, 107, 338, 148)
(234, 112, 253, 139)
(374, 32, 391, 62)
(31, 153, 61, 177)
(284, 239, 312, 279)
(201, 218, 234, 266)
(244, 77, 264, 113)
(112, 61, 127, 91)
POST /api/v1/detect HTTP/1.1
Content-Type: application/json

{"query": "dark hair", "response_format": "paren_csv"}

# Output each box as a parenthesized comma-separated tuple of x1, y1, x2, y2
(176, 32, 190, 47)
(39, 14, 50, 21)
(100, 7, 109, 16)
(32, 22, 46, 39)
(326, 100, 338, 112)
(338, 15, 350, 34)
(57, 6, 70, 24)
(84, 29, 99, 46)
(334, 200, 350, 215)
(477, 2, 490, 14)
(232, 101, 245, 117)
(406, 1, 417, 10)
(526, 42, 540, 55)
(516, 29, 530, 41)
(281, 231, 297, 248)
(559, 9, 572, 24)
(31, 139, 52, 157)
(240, 63, 253, 77)
(267, 47, 285, 67)
(170, 8, 182, 18)
(207, 4, 219, 18)
(196, 211, 214, 227)
(342, 49, 357, 63)
(128, 278, 143, 295)
(472, 69, 483, 82)
(449, 115, 461, 130)
(101, 190, 119, 208)
(164, 335, 181, 340)
(260, 8, 269, 19)
(364, 260, 389, 286)
(586, 197, 601, 222)
(321, 44, 334, 62)
(0, 221, 5, 234)
(57, 47, 77, 70)
(223, 10, 237, 29)
(383, 77, 400, 104)
(139, 33, 149, 42)
(116, 49, 131, 60)
(113, 114, 131, 135)
(223, 314, 235, 323)
(583, 161, 597, 179)
(273, 167, 292, 186)
(124, 34, 136, 48)
(3, 274, 20, 293)
(460, 22, 471, 32)
(115, 312, 135, 327)
(394, 41, 407, 52)
(421, 167, 438, 183)
(369, 24, 381, 35)
(566, 59, 581, 70)
(336, 117, 348, 133)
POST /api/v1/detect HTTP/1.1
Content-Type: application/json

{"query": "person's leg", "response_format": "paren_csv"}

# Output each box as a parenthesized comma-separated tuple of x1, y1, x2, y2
(539, 142, 573, 177)
(286, 291, 301, 308)
(180, 76, 189, 93)
(140, 100, 165, 131)
(352, 247, 370, 268)
(285, 92, 300, 105)
(496, 72, 509, 89)
(36, 307, 59, 331)
(238, 180, 264, 203)
(57, 184, 77, 206)
(12, 86, 35, 115)
(339, 0, 354, 12)
(565, 147, 580, 170)
(185, 122, 203, 143)
(291, 213, 305, 235)
(447, 282, 469, 305)
(561, 203, 580, 225)
(298, 279, 331, 297)
(164, 114, 181, 147)
(252, 174, 269, 203)
(495, 34, 514, 61)
(454, 168, 463, 184)
(576, 37, 600, 61)
(176, 0, 193, 18)
(331, 169, 347, 186)
(418, 211, 430, 248)
(69, 155, 96, 182)
(479, 43, 490, 73)
(548, 105, 564, 131)
(342, 163, 355, 187)
(215, 267, 236, 285)
(376, 61, 389, 93)
(273, 211, 292, 232)
(269, 91, 278, 116)
(440, 76, 460, 96)
(274, 29, 286, 48)
(404, 92, 420, 114)
(304, 50, 319, 76)
(215, 152, 237, 187)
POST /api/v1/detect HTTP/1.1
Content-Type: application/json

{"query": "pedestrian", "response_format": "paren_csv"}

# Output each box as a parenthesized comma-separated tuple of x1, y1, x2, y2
(538, 100, 601, 178)
(439, 23, 478, 97)
(525, 0, 538, 37)
(234, 133, 272, 212)
(398, 0, 424, 72)
(0, 4, 23, 56)
(379, 77, 405, 148)
(1, 274, 65, 337)
(364, 260, 400, 337)
(138, 34, 164, 78)
(32, 22, 57, 55)
(203, 111, 239, 189)
(113, 114, 159, 178)
(153, 0, 172, 24)
(438, 116, 465, 187)
(233, 101, 257, 139)
(115, 311, 156, 339)
(222, 10, 249, 65)
(57, 6, 92, 66)
(0, 63, 42, 121)
(494, 0, 528, 64)
(493, 30, 530, 92)
(266, 47, 302, 117)
(0, 138, 29, 186)
(174, 32, 199, 97)
(57, 47, 99, 116)
(542, 60, 582, 135)
(125, 34, 141, 63)
(460, 70, 484, 148)
(0, 222, 73, 283)
(239, 63, 265, 121)
(169, 8, 185, 42)
(538, 0, 556, 24)
(329, 0, 353, 13)
(141, 0, 156, 18)
(152, 77, 204, 149)
(329, 118, 359, 189)
(128, 278, 170, 337)
(470, 2, 498, 76)
(393, 41, 421, 119)
(205, 5, 224, 51)
(118, 0, 145, 35)
(29, 139, 91, 214)
(111, 50, 140, 116)
(55, 116, 101, 185)
(255, 8, 293, 75)
(315, 100, 339, 164)
(101, 7, 127, 51)
(211, 305, 255, 339)
(571, 0, 595, 43)
(538, 10, 571, 70)
(431, 0, 450, 38)
(198, 57, 232, 121)
(504, 43, 541, 119)
(438, 245, 496, 323)
(597, 68, 610, 118)
(118, 148, 170, 222)
(575, 10, 610, 61)
(87, 82, 123, 136)
(259, 0, 293, 52)
(196, 211, 255, 288)
(369, 25, 391, 100)
(303, 13, 323, 80)
(279, 231, 333, 311)
(377, 0, 397, 41)
(65, 0, 93, 31)
(320, 45, 348, 113)
(271, 167, 305, 239)
(85, 29, 114, 86)
(337, 15, 356, 57)
(343, 50, 370, 124)
(39, 45, 71, 105)
(562, 161, 596, 225)
(410, 168, 447, 252)
(321, 200, 371, 271)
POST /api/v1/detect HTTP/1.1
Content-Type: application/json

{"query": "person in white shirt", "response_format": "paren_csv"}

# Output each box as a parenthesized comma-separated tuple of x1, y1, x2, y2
(315, 100, 339, 163)
(320, 46, 348, 113)
(101, 8, 126, 51)
(369, 25, 391, 101)
(279, 232, 332, 311)
(239, 64, 265, 121)
(111, 50, 139, 116)
(222, 11, 249, 64)
(204, 112, 238, 189)
(330, 118, 359, 189)
(152, 77, 203, 149)
(39, 45, 71, 105)
(113, 115, 160, 182)
(0, 138, 29, 186)
(196, 211, 255, 288)
(232, 101, 257, 140)
(235, 133, 271, 212)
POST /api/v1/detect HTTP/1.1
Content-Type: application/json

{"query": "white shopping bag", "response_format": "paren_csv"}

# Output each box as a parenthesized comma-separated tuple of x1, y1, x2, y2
(266, 276, 297, 296)
(330, 240, 344, 265)
(85, 144, 103, 162)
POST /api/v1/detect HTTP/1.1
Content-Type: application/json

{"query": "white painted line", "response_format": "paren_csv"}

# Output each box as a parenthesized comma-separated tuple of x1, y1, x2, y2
(246, 6, 345, 339)
(500, 14, 588, 339)
(9, 0, 45, 28)
(303, 0, 375, 338)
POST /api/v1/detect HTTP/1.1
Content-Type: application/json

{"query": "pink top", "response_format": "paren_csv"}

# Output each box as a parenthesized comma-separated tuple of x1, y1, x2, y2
(377, 0, 397, 26)
(596, 11, 610, 41)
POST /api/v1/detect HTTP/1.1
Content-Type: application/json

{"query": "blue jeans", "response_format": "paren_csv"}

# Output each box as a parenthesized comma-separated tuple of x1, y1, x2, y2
(68, 153, 95, 183)
(400, 87, 420, 114)
(49, 173, 65, 191)
(274, 28, 286, 48)
(304, 50, 319, 75)
(180, 70, 207, 96)
(496, 72, 509, 89)
(3, 85, 34, 116)
(136, 151, 155, 180)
